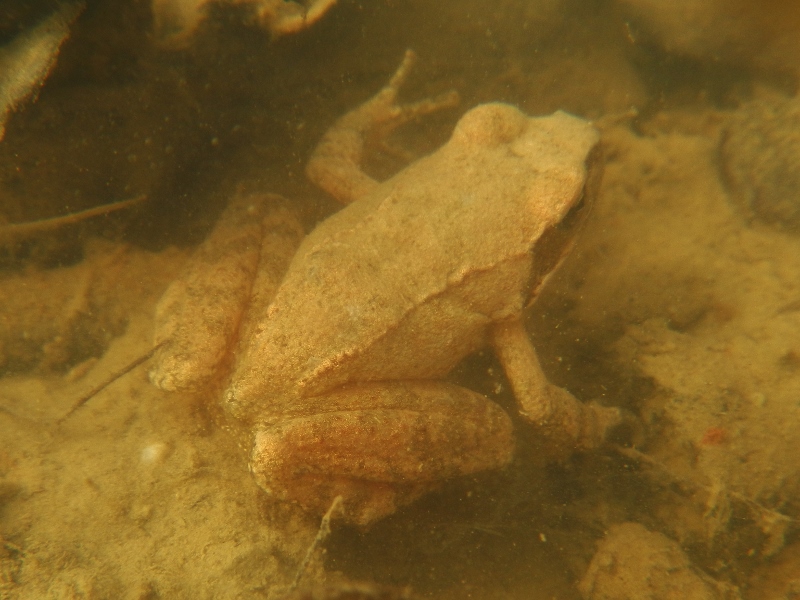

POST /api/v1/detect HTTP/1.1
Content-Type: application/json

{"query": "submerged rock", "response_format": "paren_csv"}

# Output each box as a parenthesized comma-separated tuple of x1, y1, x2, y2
(720, 93, 800, 232)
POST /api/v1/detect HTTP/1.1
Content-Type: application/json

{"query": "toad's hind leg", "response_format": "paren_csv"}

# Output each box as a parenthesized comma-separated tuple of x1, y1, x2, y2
(306, 49, 460, 205)
(250, 381, 514, 525)
(150, 194, 303, 393)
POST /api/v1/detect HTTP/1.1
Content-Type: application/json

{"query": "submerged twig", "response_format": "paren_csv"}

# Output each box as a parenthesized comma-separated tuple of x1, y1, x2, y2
(57, 342, 162, 424)
(614, 445, 797, 556)
(0, 194, 147, 244)
(290, 495, 344, 593)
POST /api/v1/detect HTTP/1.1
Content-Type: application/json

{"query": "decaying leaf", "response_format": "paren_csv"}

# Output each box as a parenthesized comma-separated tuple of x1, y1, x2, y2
(0, 2, 85, 141)
(152, 0, 337, 45)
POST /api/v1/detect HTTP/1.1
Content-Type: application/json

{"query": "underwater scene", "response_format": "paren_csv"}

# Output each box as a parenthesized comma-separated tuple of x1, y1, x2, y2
(1, 0, 800, 598)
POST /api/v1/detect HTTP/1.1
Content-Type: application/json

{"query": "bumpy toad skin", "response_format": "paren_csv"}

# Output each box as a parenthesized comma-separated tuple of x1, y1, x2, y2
(151, 52, 620, 525)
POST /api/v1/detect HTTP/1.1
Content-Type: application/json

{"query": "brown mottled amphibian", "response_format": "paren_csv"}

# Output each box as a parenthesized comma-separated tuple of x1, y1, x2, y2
(151, 51, 620, 525)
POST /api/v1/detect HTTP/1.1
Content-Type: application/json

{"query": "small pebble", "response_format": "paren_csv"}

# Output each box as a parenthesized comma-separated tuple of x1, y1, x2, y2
(140, 442, 170, 466)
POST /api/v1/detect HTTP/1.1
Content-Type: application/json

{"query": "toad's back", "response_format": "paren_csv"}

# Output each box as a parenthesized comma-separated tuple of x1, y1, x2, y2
(226, 105, 599, 415)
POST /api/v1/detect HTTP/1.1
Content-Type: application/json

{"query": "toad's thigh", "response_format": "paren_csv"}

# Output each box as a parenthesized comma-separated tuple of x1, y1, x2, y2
(250, 380, 514, 524)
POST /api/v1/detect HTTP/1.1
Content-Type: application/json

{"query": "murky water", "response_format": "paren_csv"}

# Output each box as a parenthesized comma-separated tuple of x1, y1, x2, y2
(1, 1, 800, 598)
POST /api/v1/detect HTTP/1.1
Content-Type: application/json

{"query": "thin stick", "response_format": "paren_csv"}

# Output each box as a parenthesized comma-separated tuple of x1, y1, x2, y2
(57, 342, 161, 424)
(615, 445, 796, 525)
(290, 495, 344, 592)
(1, 194, 147, 242)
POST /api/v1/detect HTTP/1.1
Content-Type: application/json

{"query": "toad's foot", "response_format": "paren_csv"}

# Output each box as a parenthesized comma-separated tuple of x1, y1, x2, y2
(306, 49, 460, 205)
(249, 381, 514, 526)
(492, 319, 622, 457)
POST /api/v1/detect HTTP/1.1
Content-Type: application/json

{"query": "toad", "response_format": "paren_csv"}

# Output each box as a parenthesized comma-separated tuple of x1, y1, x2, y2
(150, 51, 621, 525)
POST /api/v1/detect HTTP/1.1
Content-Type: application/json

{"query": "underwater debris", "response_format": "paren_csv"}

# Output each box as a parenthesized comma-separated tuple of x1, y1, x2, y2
(152, 0, 338, 45)
(0, 2, 85, 142)
(0, 236, 184, 375)
(0, 194, 147, 246)
(290, 496, 343, 592)
(579, 522, 742, 600)
(279, 495, 415, 600)
(616, 446, 798, 559)
(616, 0, 800, 77)
(58, 343, 162, 424)
(719, 92, 800, 233)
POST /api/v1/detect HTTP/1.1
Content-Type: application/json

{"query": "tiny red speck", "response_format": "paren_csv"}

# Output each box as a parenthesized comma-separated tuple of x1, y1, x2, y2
(700, 427, 728, 445)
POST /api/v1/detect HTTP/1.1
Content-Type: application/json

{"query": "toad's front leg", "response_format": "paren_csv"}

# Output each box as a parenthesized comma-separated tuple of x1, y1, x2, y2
(492, 319, 622, 457)
(305, 49, 459, 205)
(249, 381, 514, 525)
